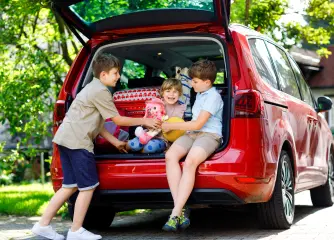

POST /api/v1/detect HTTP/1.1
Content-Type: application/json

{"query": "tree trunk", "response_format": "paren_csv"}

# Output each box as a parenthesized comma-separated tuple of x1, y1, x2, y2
(245, 0, 251, 25)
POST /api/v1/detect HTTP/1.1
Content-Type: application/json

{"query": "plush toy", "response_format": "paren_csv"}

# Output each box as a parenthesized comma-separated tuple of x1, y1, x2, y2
(135, 98, 167, 144)
(175, 66, 192, 118)
(162, 117, 185, 142)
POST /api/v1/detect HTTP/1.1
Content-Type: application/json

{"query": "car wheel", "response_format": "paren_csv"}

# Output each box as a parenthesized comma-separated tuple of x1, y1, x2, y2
(257, 150, 294, 229)
(310, 152, 334, 207)
(68, 204, 115, 229)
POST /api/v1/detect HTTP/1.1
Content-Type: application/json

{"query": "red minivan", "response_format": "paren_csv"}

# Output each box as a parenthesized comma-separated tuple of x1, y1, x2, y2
(51, 0, 333, 229)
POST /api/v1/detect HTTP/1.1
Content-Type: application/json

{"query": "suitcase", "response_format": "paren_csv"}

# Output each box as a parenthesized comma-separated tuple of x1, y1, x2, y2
(95, 87, 161, 153)
(113, 87, 161, 117)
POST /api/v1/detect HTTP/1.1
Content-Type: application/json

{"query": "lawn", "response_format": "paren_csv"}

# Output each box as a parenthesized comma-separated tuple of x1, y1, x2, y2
(0, 183, 149, 217)
(0, 183, 67, 216)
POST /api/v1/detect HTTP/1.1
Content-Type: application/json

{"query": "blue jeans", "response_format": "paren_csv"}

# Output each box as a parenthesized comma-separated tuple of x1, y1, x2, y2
(128, 137, 166, 153)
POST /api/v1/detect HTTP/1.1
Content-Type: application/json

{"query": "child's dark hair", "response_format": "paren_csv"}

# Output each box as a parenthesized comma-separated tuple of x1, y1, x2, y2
(188, 59, 217, 84)
(160, 78, 183, 96)
(92, 53, 120, 78)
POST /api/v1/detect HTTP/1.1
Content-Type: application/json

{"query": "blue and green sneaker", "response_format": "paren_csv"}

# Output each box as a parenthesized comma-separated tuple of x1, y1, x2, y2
(182, 207, 191, 218)
(179, 212, 190, 230)
(162, 216, 179, 232)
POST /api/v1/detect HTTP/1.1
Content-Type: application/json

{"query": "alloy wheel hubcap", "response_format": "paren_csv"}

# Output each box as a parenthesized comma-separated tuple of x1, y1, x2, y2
(281, 158, 294, 224)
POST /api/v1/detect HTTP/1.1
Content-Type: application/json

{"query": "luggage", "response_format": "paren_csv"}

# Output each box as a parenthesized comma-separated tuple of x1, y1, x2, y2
(95, 87, 161, 153)
(113, 87, 161, 117)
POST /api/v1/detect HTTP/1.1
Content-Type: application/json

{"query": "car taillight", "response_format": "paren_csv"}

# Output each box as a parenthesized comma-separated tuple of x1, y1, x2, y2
(53, 100, 65, 129)
(234, 90, 264, 118)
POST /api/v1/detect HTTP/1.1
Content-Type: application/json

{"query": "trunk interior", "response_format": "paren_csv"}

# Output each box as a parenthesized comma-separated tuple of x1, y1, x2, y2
(75, 35, 230, 159)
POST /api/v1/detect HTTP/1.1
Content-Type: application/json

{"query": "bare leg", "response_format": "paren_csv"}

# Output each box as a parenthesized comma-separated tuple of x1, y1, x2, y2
(71, 187, 96, 231)
(165, 144, 188, 203)
(171, 147, 207, 217)
(39, 187, 78, 226)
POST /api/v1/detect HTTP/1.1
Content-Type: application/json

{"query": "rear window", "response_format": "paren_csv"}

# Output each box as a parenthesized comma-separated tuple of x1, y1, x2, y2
(70, 0, 215, 23)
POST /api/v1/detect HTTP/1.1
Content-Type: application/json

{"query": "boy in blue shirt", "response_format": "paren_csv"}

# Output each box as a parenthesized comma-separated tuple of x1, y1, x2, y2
(161, 60, 224, 231)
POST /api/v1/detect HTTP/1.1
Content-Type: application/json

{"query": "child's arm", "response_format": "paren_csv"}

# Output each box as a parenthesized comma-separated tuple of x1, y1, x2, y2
(162, 110, 211, 131)
(99, 127, 127, 153)
(112, 116, 161, 129)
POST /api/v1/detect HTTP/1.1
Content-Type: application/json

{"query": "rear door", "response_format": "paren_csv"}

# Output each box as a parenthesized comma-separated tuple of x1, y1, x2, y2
(264, 42, 313, 188)
(51, 0, 231, 39)
(289, 57, 327, 182)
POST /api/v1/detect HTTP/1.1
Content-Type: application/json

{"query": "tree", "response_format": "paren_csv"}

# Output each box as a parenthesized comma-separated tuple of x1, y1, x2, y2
(0, 0, 78, 182)
(284, 0, 334, 57)
(0, 1, 78, 149)
(231, 0, 334, 57)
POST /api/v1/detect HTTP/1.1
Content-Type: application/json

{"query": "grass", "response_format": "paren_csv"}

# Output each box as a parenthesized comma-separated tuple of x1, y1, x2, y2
(0, 183, 67, 217)
(0, 183, 150, 217)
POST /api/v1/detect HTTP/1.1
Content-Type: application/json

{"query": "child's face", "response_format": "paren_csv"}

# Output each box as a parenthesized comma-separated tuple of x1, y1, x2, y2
(191, 77, 211, 93)
(100, 67, 120, 87)
(163, 87, 180, 105)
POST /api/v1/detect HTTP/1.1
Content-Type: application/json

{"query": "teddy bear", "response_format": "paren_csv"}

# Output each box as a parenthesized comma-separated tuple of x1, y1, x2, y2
(175, 66, 192, 118)
(135, 98, 168, 145)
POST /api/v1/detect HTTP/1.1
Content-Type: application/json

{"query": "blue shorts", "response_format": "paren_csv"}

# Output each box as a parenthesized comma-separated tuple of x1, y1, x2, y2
(58, 145, 99, 191)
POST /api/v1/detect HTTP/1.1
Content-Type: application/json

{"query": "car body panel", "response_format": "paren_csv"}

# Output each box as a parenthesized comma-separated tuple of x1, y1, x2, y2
(50, 14, 333, 211)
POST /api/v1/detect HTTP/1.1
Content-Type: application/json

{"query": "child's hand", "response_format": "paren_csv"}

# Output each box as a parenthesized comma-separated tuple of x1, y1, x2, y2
(144, 118, 161, 129)
(161, 122, 170, 132)
(115, 141, 128, 153)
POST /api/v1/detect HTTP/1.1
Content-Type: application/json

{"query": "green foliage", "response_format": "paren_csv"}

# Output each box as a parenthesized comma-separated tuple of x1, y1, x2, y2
(231, 0, 289, 32)
(0, 0, 77, 183)
(230, 0, 246, 24)
(231, 0, 334, 57)
(249, 0, 289, 33)
(0, 144, 28, 185)
(71, 0, 213, 23)
(117, 209, 151, 216)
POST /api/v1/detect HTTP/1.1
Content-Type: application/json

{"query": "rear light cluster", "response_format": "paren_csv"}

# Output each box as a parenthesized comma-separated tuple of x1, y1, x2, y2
(53, 100, 65, 133)
(234, 90, 264, 118)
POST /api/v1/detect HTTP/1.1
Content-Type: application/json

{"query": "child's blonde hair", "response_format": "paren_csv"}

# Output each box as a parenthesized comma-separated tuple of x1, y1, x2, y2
(160, 78, 183, 96)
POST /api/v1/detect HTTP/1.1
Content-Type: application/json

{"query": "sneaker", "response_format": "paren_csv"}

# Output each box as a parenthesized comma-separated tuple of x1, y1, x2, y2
(67, 227, 102, 240)
(162, 216, 179, 232)
(182, 207, 191, 218)
(179, 213, 190, 230)
(31, 222, 65, 240)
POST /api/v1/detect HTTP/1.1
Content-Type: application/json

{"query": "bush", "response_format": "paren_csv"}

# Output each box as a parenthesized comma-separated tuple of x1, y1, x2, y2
(0, 144, 29, 185)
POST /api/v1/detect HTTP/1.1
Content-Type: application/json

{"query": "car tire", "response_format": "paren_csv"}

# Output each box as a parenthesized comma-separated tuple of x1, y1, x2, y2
(310, 153, 334, 207)
(257, 150, 294, 229)
(68, 204, 115, 229)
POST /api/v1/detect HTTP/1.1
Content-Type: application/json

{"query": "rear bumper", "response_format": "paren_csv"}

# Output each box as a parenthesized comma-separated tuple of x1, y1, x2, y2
(81, 188, 245, 211)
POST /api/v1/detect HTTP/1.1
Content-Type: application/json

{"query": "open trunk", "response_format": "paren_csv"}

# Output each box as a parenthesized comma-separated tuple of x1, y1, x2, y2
(74, 35, 231, 159)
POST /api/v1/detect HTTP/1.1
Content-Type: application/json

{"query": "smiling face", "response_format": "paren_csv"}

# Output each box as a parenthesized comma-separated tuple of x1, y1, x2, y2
(162, 87, 181, 105)
(100, 67, 120, 87)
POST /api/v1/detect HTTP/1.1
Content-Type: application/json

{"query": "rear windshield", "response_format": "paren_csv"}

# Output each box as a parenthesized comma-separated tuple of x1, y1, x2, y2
(70, 0, 215, 23)
(79, 38, 226, 92)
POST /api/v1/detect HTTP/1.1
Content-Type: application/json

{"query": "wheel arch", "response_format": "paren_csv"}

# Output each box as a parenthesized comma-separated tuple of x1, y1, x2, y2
(281, 140, 296, 183)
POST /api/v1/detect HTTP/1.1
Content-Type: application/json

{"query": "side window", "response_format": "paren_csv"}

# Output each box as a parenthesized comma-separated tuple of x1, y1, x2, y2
(266, 43, 301, 100)
(288, 57, 314, 106)
(121, 59, 146, 80)
(120, 59, 146, 89)
(248, 38, 278, 89)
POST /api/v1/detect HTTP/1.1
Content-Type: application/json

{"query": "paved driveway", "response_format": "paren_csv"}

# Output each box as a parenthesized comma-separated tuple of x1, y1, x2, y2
(1, 191, 333, 240)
